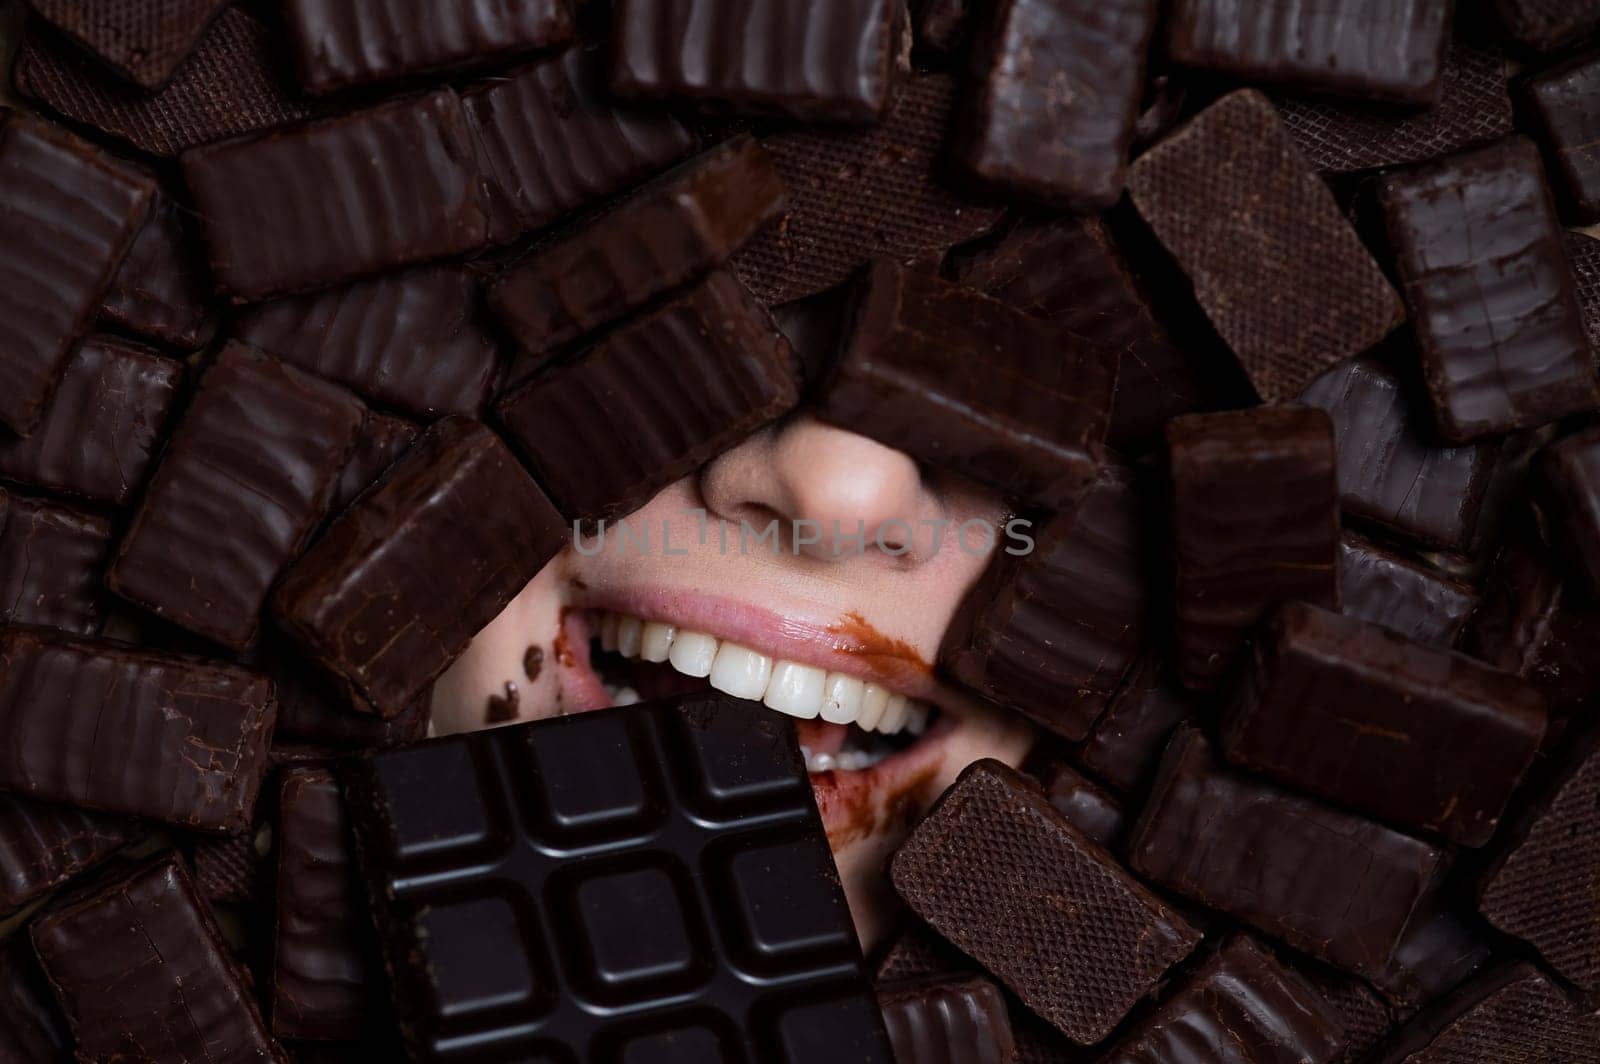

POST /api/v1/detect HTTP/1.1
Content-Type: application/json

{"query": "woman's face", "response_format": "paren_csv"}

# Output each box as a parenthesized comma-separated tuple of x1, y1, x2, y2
(430, 414, 1037, 950)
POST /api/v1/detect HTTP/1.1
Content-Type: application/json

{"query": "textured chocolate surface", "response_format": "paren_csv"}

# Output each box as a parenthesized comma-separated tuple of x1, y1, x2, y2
(329, 412, 418, 518)
(0, 493, 115, 636)
(0, 111, 154, 436)
(1536, 426, 1600, 600)
(611, 0, 898, 123)
(31, 853, 286, 1063)
(1374, 963, 1600, 1061)
(1166, 407, 1340, 689)
(100, 185, 216, 351)
(0, 936, 70, 1063)
(891, 760, 1200, 1045)
(29, 0, 229, 88)
(953, 0, 1156, 209)
(490, 135, 787, 361)
(274, 417, 566, 718)
(1378, 136, 1599, 443)
(878, 976, 1015, 1064)
(1128, 91, 1403, 403)
(183, 90, 489, 302)
(109, 345, 365, 651)
(1570, 229, 1600, 347)
(1080, 653, 1205, 795)
(191, 829, 263, 906)
(0, 334, 183, 508)
(344, 693, 891, 1062)
(499, 269, 799, 523)
(1522, 51, 1600, 225)
(234, 266, 499, 420)
(820, 260, 1116, 510)
(1297, 967, 1395, 1064)
(1128, 727, 1446, 981)
(1338, 534, 1477, 648)
(1035, 760, 1125, 849)
(940, 461, 1148, 739)
(283, 0, 574, 94)
(1489, 0, 1600, 54)
(0, 792, 136, 915)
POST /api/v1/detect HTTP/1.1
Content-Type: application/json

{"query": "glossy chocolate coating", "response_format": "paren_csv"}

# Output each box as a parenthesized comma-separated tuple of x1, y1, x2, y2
(891, 760, 1200, 1045)
(1166, 407, 1340, 689)
(274, 417, 566, 718)
(268, 644, 431, 749)
(182, 90, 489, 301)
(1522, 51, 1600, 224)
(878, 976, 1015, 1064)
(343, 693, 891, 1062)
(1489, 0, 1600, 54)
(1372, 890, 1493, 1009)
(1535, 427, 1600, 600)
(1294, 966, 1395, 1064)
(1338, 534, 1477, 648)
(610, 0, 899, 124)
(283, 0, 574, 95)
(820, 260, 1116, 510)
(109, 345, 366, 651)
(498, 269, 799, 523)
(912, 0, 971, 55)
(329, 412, 418, 518)
(1080, 653, 1205, 795)
(1128, 91, 1403, 404)
(1378, 136, 1599, 443)
(952, 0, 1158, 209)
(1128, 727, 1446, 981)
(772, 284, 851, 394)
(29, 0, 229, 88)
(0, 493, 115, 636)
(1035, 760, 1125, 849)
(0, 793, 136, 915)
(31, 853, 286, 1063)
(100, 185, 217, 351)
(1373, 963, 1600, 1061)
(0, 937, 70, 1063)
(234, 266, 498, 420)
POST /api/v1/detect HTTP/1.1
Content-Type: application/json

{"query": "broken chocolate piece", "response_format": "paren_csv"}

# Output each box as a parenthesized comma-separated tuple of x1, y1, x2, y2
(1079, 653, 1205, 795)
(1338, 534, 1478, 648)
(877, 976, 1016, 1064)
(1534, 426, 1600, 600)
(1373, 963, 1600, 1061)
(0, 493, 116, 636)
(0, 794, 136, 916)
(28, 0, 230, 88)
(100, 185, 216, 351)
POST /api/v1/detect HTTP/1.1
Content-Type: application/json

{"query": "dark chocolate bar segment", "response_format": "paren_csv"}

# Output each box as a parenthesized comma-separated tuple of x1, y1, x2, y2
(0, 111, 155, 436)
(0, 793, 137, 915)
(890, 760, 1201, 1045)
(1535, 426, 1600, 600)
(283, 0, 574, 95)
(1378, 136, 1600, 443)
(329, 413, 419, 518)
(877, 976, 1015, 1064)
(1167, 407, 1340, 689)
(611, 0, 899, 123)
(269, 643, 432, 749)
(0, 937, 70, 1063)
(1373, 963, 1600, 1062)
(108, 344, 366, 651)
(1569, 230, 1600, 347)
(1079, 653, 1205, 795)
(31, 852, 286, 1063)
(0, 493, 116, 636)
(274, 418, 567, 718)
(1128, 727, 1446, 981)
(182, 90, 490, 301)
(498, 270, 799, 523)
(1489, 0, 1600, 54)
(1372, 890, 1493, 1009)
(1521, 51, 1600, 224)
(952, 0, 1158, 209)
(1035, 760, 1126, 849)
(1338, 534, 1478, 648)
(100, 185, 216, 351)
(1220, 602, 1546, 847)
(28, 0, 230, 88)
(1128, 91, 1403, 403)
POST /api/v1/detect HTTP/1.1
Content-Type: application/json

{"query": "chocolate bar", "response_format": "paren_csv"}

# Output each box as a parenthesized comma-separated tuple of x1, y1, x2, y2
(1128, 727, 1446, 981)
(270, 646, 432, 749)
(940, 461, 1149, 739)
(1079, 653, 1205, 795)
(0, 111, 155, 436)
(610, 0, 899, 123)
(0, 793, 136, 915)
(1535, 427, 1600, 600)
(1339, 534, 1478, 648)
(0, 493, 116, 636)
(877, 976, 1015, 1064)
(490, 136, 787, 362)
(0, 938, 69, 1063)
(1378, 136, 1600, 443)
(1035, 759, 1125, 849)
(1296, 966, 1396, 1064)
(1299, 355, 1499, 555)
(1373, 963, 1600, 1062)
(182, 90, 489, 302)
(1521, 52, 1600, 224)
(282, 0, 574, 95)
(28, 0, 230, 88)
(891, 760, 1200, 1045)
(109, 344, 366, 651)
(342, 693, 892, 1061)
(1166, 407, 1340, 689)
(329, 413, 418, 518)
(0, 628, 276, 831)
(30, 852, 286, 1062)
(911, 0, 970, 55)
(952, 0, 1156, 209)
(498, 269, 799, 522)
(1100, 938, 1346, 1064)
(274, 417, 566, 718)
(1373, 891, 1493, 1008)
(1128, 91, 1403, 403)
(0, 335, 183, 508)
(819, 260, 1116, 510)
(235, 266, 498, 420)
(1489, 0, 1600, 54)
(100, 185, 216, 351)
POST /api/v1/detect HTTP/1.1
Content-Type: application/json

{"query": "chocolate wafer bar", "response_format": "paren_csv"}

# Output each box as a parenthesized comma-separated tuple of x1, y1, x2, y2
(100, 185, 216, 351)
(1373, 891, 1493, 1009)
(29, 0, 230, 88)
(0, 938, 69, 1063)
(1079, 653, 1205, 795)
(877, 976, 1015, 1064)
(1568, 229, 1600, 349)
(270, 645, 431, 749)
(0, 493, 116, 636)
(109, 344, 366, 651)
(1519, 51, 1600, 224)
(1338, 533, 1478, 648)
(1296, 967, 1395, 1064)
(1373, 963, 1600, 1062)
(191, 829, 264, 906)
(1535, 426, 1600, 600)
(1489, 0, 1600, 54)
(0, 794, 136, 916)
(329, 413, 418, 518)
(1128, 90, 1403, 403)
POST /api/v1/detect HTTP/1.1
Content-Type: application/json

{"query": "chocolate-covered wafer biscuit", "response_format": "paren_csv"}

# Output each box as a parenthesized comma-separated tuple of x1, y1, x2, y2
(1338, 534, 1478, 648)
(1521, 51, 1600, 224)
(0, 937, 69, 1063)
(1489, 0, 1600, 54)
(1373, 963, 1600, 1061)
(877, 976, 1015, 1064)
(0, 795, 137, 916)
(1080, 653, 1205, 795)
(100, 185, 216, 351)
(0, 493, 116, 636)
(329, 413, 419, 518)
(1534, 426, 1600, 600)
(28, 0, 231, 88)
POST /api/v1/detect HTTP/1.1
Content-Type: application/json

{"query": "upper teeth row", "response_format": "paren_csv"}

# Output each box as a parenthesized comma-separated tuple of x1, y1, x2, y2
(595, 611, 931, 736)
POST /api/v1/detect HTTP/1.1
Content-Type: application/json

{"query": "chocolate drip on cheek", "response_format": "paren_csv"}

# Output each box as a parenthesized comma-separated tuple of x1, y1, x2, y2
(486, 681, 520, 724)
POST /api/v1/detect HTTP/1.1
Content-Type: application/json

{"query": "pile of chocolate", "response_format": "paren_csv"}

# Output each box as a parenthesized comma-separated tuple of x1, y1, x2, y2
(3, 0, 1600, 1061)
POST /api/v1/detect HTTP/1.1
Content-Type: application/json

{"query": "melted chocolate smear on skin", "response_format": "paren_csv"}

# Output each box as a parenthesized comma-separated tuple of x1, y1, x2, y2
(487, 681, 520, 724)
(524, 644, 544, 682)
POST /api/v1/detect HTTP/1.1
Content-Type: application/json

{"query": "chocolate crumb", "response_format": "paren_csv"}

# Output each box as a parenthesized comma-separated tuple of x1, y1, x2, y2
(523, 645, 544, 682)
(486, 682, 520, 724)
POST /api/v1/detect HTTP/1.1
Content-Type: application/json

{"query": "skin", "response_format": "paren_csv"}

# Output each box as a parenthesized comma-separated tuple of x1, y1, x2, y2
(433, 415, 1037, 950)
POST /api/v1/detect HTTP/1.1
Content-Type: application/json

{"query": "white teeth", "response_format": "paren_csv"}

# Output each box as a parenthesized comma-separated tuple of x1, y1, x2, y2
(667, 630, 718, 677)
(857, 683, 891, 732)
(877, 693, 909, 734)
(615, 615, 643, 658)
(905, 703, 930, 735)
(599, 612, 620, 652)
(709, 642, 773, 700)
(765, 661, 826, 719)
(820, 673, 866, 724)
(640, 622, 676, 662)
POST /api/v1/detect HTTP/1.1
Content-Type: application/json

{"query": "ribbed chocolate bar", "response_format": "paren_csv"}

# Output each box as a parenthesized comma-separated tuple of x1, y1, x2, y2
(1489, 0, 1600, 54)
(820, 260, 1116, 510)
(28, 0, 230, 88)
(1339, 534, 1477, 648)
(0, 493, 115, 636)
(109, 344, 366, 651)
(0, 628, 275, 832)
(99, 185, 216, 351)
(953, 0, 1157, 209)
(1373, 963, 1600, 1062)
(329, 413, 418, 518)
(0, 793, 136, 915)
(891, 760, 1200, 1045)
(0, 335, 183, 508)
(1378, 136, 1599, 443)
(1535, 427, 1600, 600)
(1079, 653, 1205, 795)
(234, 266, 499, 420)
(1128, 91, 1403, 403)
(940, 461, 1148, 739)
(0, 111, 154, 436)
(1128, 727, 1446, 981)
(1167, 407, 1340, 689)
(274, 418, 566, 718)
(31, 853, 286, 1062)
(1035, 759, 1125, 849)
(611, 0, 899, 123)
(0, 937, 69, 1063)
(182, 90, 490, 302)
(283, 0, 574, 95)
(498, 269, 799, 522)
(490, 136, 787, 361)
(1520, 52, 1600, 224)
(877, 976, 1015, 1064)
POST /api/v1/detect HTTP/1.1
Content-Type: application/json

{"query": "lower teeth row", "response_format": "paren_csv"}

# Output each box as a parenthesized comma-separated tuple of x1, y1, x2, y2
(801, 745, 890, 773)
